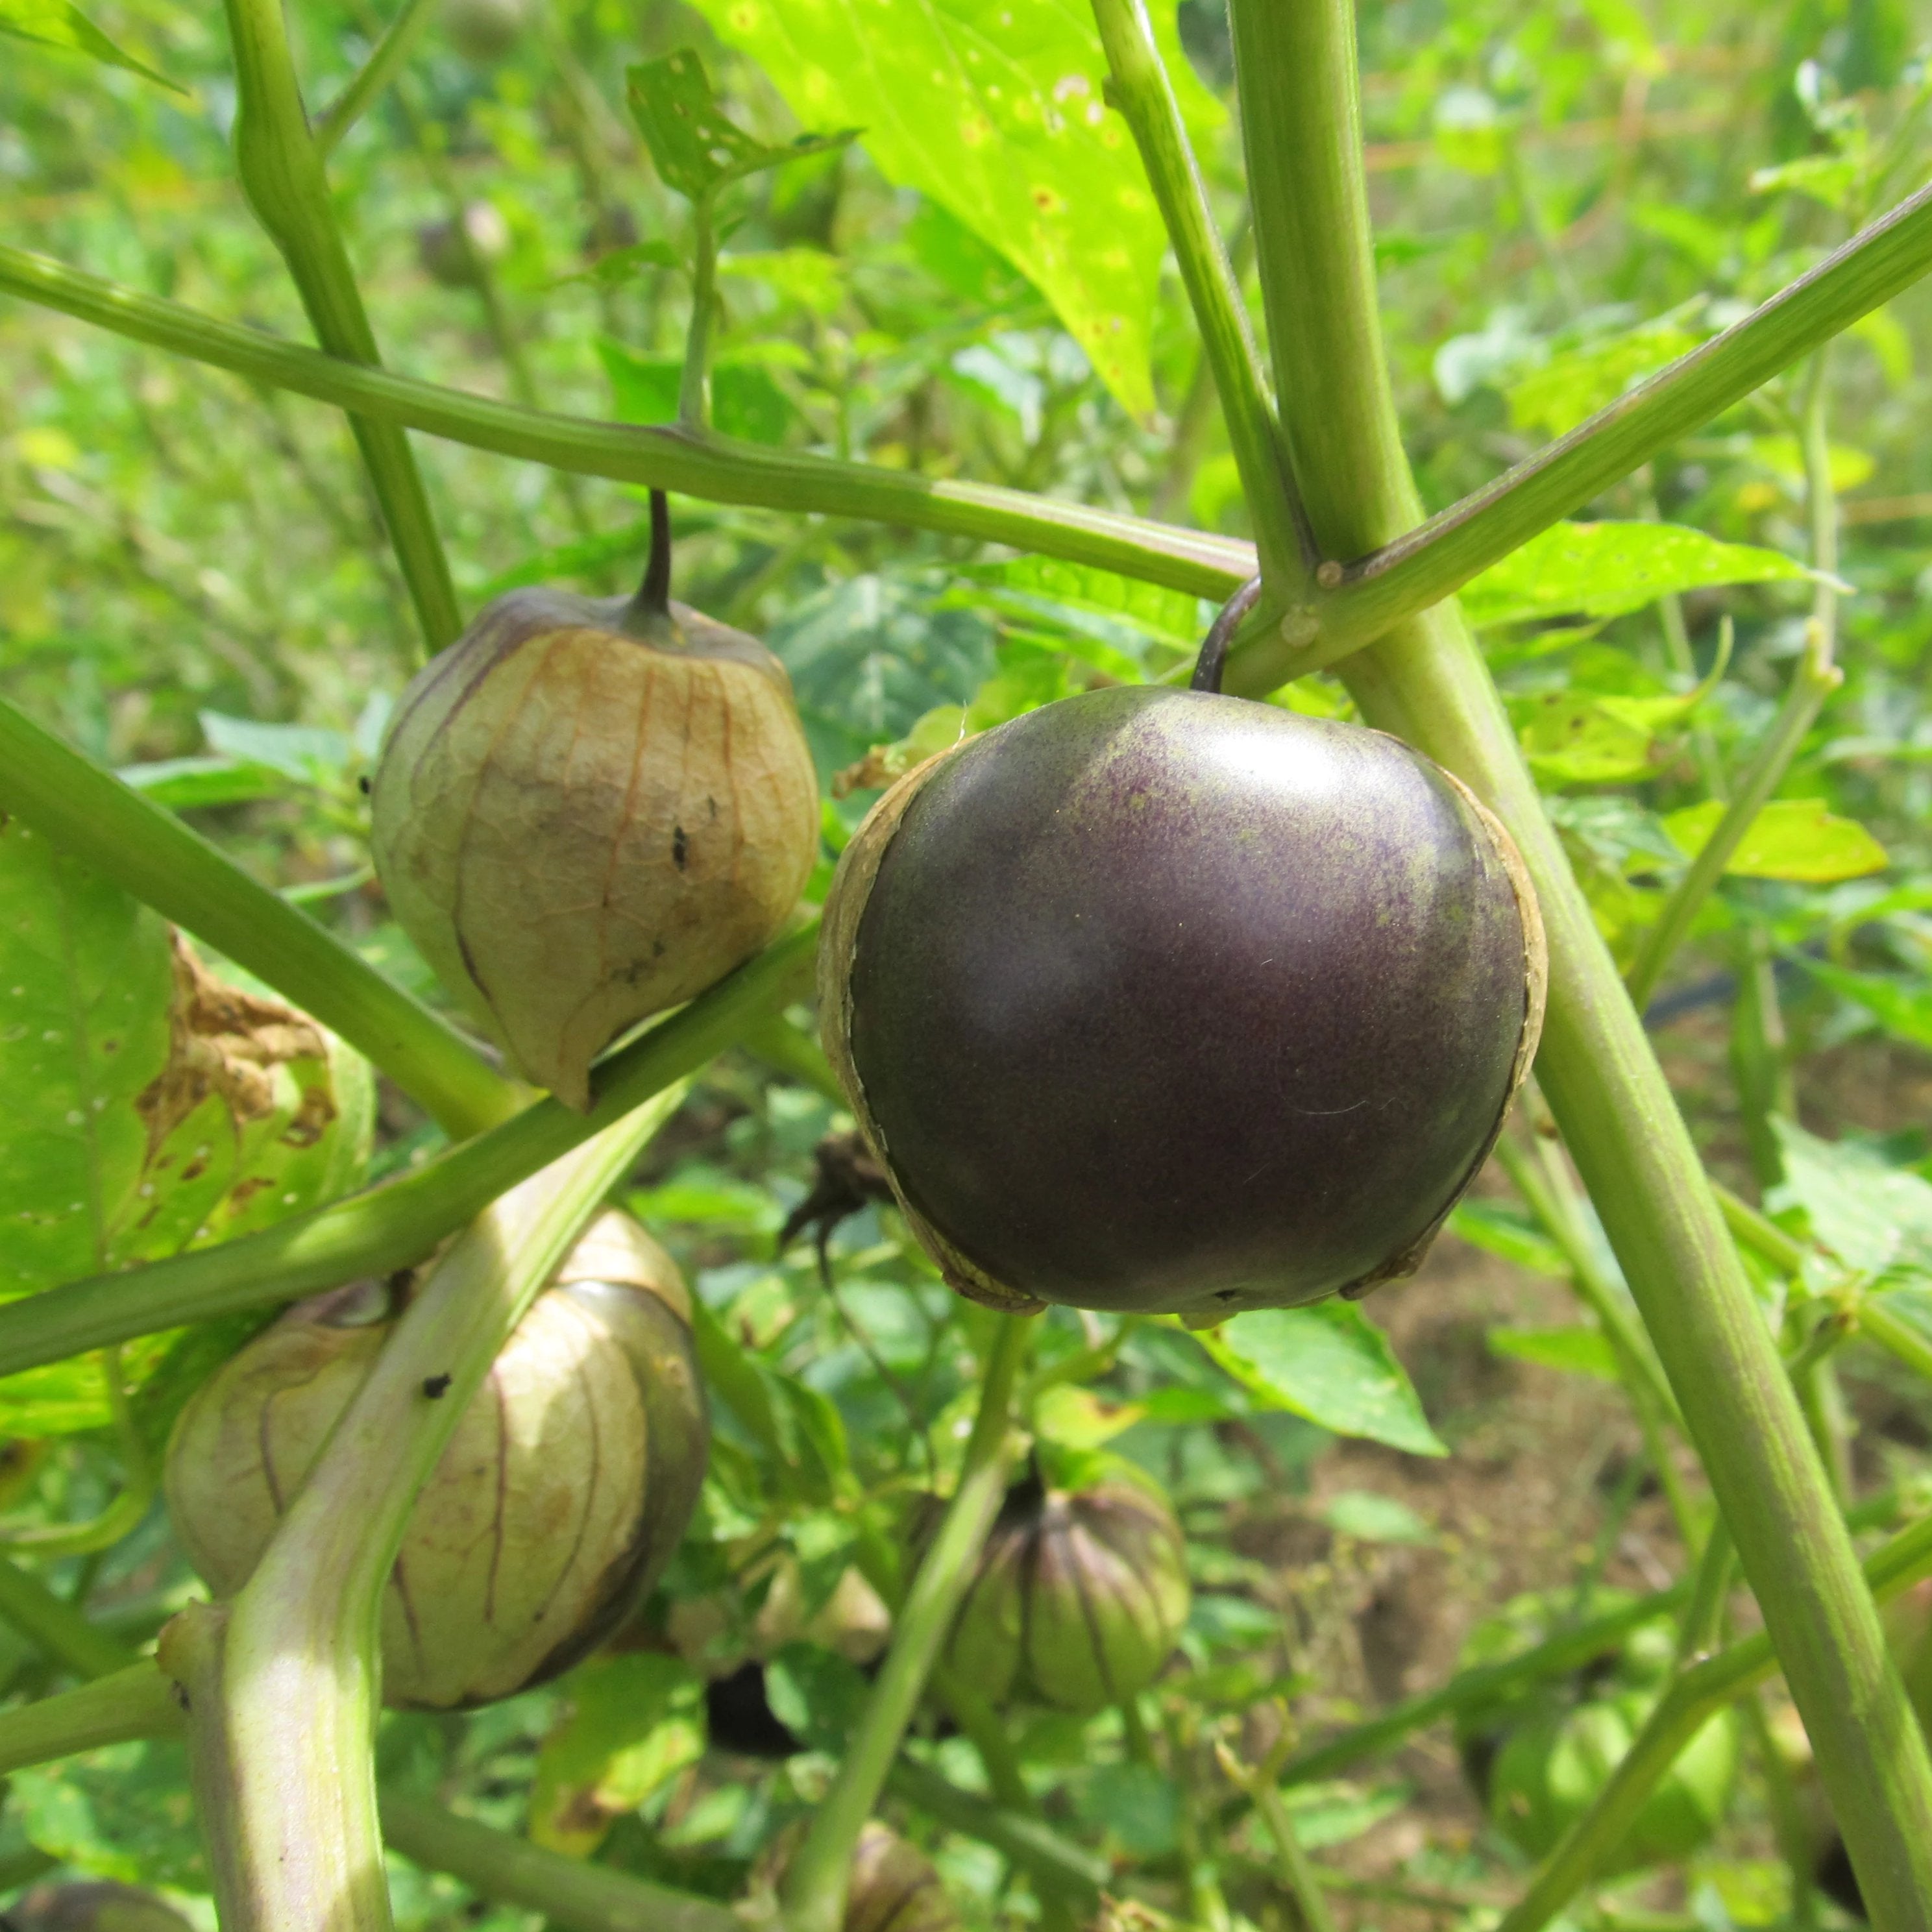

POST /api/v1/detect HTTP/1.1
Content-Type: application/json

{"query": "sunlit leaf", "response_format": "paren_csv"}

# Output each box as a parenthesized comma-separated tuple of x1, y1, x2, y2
(1489, 1324, 1621, 1382)
(685, 0, 1168, 415)
(1449, 1199, 1569, 1277)
(1769, 1120, 1932, 1280)
(1462, 520, 1807, 630)
(0, 0, 181, 91)
(1661, 798, 1887, 883)
(1507, 318, 1706, 439)
(1193, 1306, 1445, 1456)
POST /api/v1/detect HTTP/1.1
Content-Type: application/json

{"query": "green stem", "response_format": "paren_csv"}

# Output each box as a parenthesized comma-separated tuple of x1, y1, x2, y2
(1088, 0, 1308, 606)
(1, 1347, 156, 1558)
(1226, 4, 1932, 1920)
(679, 196, 718, 432)
(0, 695, 519, 1140)
(1742, 1687, 1820, 1931)
(885, 1758, 1108, 1904)
(1862, 1297, 1932, 1385)
(223, 0, 460, 653)
(0, 1663, 180, 1774)
(1730, 923, 1795, 1191)
(160, 1091, 682, 1932)
(931, 1661, 1034, 1813)
(1493, 1505, 1932, 1932)
(0, 1555, 145, 1681)
(314, 0, 439, 158)
(1626, 603, 1842, 1008)
(0, 922, 816, 1377)
(779, 1316, 1033, 1932)
(739, 1012, 844, 1105)
(1676, 1521, 1734, 1663)
(0, 244, 1251, 601)
(380, 1792, 740, 1932)
(1249, 1779, 1340, 1932)
(1288, 179, 1932, 679)
(1492, 1128, 1698, 1547)
(1713, 1180, 1805, 1275)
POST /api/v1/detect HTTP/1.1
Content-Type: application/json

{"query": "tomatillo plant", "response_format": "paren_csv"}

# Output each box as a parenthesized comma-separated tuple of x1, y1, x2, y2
(1, 3, 1931, 1932)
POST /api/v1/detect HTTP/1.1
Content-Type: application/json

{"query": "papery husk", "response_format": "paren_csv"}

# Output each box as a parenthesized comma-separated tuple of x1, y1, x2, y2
(163, 1210, 706, 1709)
(947, 1465, 1190, 1715)
(373, 586, 819, 1110)
(752, 1821, 957, 1932)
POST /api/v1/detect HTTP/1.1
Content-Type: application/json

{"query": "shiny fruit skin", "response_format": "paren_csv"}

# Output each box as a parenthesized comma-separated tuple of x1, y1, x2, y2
(163, 1212, 706, 1710)
(372, 585, 819, 1109)
(947, 1465, 1190, 1715)
(822, 686, 1544, 1318)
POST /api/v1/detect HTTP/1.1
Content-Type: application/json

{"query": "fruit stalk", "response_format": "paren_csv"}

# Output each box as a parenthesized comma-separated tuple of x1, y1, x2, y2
(779, 1315, 1032, 1932)
(222, 0, 460, 654)
(158, 1090, 683, 1932)
(0, 925, 815, 1378)
(1223, 1, 1932, 1919)
(0, 696, 519, 1141)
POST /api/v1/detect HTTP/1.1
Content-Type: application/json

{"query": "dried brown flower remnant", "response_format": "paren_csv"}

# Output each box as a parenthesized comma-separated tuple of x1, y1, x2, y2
(371, 493, 819, 1110)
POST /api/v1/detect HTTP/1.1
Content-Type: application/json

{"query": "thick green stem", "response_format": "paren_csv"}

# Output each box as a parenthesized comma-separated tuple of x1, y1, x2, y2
(1088, 0, 1308, 607)
(1494, 1506, 1932, 1932)
(0, 244, 1251, 601)
(314, 0, 439, 158)
(1225, 4, 1932, 1921)
(779, 1316, 1032, 1932)
(1626, 633, 1842, 1008)
(223, 0, 459, 652)
(0, 695, 519, 1140)
(380, 1793, 739, 1932)
(159, 1091, 683, 1932)
(0, 921, 815, 1377)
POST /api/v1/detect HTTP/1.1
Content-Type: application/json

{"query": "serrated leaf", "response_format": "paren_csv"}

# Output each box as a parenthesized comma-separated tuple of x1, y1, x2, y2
(626, 48, 857, 202)
(1193, 1305, 1445, 1456)
(1661, 798, 1887, 883)
(685, 0, 1168, 416)
(0, 0, 181, 90)
(1768, 1119, 1932, 1280)
(1489, 1324, 1621, 1382)
(1462, 520, 1807, 630)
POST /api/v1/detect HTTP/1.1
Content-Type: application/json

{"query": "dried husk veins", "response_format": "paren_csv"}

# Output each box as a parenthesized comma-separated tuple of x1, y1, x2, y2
(373, 585, 818, 1110)
(162, 1210, 706, 1709)
(820, 687, 1546, 1319)
(946, 1466, 1191, 1715)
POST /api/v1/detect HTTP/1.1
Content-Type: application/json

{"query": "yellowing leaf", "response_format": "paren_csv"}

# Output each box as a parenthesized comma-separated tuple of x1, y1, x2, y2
(1662, 799, 1888, 883)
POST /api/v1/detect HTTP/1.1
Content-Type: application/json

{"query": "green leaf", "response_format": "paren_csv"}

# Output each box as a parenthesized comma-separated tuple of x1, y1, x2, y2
(684, 0, 1168, 416)
(1506, 319, 1707, 439)
(116, 756, 292, 809)
(1489, 1324, 1621, 1382)
(1661, 798, 1888, 883)
(1317, 1490, 1434, 1544)
(1193, 1305, 1445, 1456)
(9, 1738, 206, 1887)
(597, 337, 793, 444)
(530, 1653, 706, 1855)
(1278, 1779, 1413, 1850)
(1461, 520, 1807, 630)
(626, 49, 858, 202)
(1804, 961, 1932, 1055)
(0, 0, 182, 91)
(1516, 691, 1682, 787)
(0, 819, 372, 1434)
(197, 711, 351, 785)
(1449, 1198, 1569, 1277)
(1768, 1119, 1932, 1280)
(958, 555, 1204, 653)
